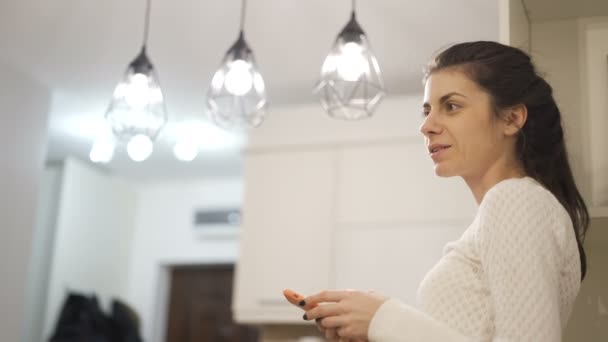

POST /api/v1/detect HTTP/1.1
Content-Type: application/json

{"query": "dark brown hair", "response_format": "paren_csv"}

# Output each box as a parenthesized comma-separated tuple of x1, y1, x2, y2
(424, 41, 588, 280)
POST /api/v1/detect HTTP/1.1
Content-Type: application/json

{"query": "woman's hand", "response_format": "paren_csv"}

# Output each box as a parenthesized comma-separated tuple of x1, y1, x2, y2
(314, 318, 339, 341)
(315, 318, 366, 342)
(302, 290, 388, 341)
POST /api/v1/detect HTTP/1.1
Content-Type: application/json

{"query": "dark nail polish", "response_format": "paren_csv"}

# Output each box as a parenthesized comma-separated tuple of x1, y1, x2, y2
(298, 300, 306, 307)
(302, 313, 308, 320)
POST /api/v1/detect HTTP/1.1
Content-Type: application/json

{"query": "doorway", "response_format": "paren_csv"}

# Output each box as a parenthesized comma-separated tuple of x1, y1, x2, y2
(165, 264, 259, 342)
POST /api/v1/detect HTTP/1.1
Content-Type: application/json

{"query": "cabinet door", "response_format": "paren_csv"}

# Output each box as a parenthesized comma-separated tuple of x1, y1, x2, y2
(336, 142, 477, 224)
(233, 149, 334, 323)
(333, 222, 466, 306)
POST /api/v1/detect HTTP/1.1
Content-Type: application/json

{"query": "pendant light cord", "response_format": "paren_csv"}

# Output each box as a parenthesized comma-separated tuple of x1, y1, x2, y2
(352, 0, 356, 16)
(239, 0, 247, 33)
(142, 0, 151, 48)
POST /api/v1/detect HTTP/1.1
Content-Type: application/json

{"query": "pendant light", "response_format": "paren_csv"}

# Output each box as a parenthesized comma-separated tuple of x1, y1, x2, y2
(104, 0, 168, 162)
(315, 0, 385, 120)
(206, 0, 268, 131)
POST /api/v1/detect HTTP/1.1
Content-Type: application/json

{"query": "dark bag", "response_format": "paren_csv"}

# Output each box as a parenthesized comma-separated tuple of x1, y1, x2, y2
(49, 292, 112, 342)
(109, 299, 143, 342)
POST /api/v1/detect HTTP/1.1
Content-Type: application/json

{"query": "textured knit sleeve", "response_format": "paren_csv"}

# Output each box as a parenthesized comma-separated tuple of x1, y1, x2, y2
(476, 183, 563, 341)
(368, 299, 472, 342)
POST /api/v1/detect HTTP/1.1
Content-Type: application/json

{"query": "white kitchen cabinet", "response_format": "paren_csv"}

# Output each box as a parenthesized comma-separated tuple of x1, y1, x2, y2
(233, 148, 335, 323)
(336, 142, 477, 225)
(233, 96, 477, 324)
(332, 142, 475, 305)
(333, 222, 466, 306)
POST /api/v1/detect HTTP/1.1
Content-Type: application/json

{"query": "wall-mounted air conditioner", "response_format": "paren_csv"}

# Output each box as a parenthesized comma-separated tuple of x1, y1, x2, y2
(193, 207, 241, 239)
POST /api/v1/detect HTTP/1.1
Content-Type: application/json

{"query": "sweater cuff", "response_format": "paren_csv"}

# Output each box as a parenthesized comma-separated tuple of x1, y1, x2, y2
(368, 298, 406, 341)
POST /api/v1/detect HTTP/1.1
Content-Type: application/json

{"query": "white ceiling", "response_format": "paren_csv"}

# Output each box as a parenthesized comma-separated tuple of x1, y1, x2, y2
(0, 0, 499, 181)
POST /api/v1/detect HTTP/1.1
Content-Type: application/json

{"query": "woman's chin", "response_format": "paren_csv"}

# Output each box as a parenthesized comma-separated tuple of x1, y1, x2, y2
(433, 164, 454, 177)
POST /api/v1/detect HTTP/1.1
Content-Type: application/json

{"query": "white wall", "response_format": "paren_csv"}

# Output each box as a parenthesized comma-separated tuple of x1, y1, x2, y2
(531, 16, 608, 210)
(530, 18, 587, 200)
(0, 61, 50, 342)
(499, 0, 530, 52)
(126, 178, 243, 342)
(43, 157, 138, 339)
(23, 164, 63, 342)
(580, 18, 608, 206)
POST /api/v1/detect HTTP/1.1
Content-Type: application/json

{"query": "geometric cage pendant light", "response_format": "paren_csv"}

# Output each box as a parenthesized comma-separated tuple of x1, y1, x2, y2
(206, 0, 268, 131)
(104, 0, 168, 162)
(314, 0, 386, 120)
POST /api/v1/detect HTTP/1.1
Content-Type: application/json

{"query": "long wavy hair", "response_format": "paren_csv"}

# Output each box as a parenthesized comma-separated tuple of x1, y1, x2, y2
(424, 41, 589, 280)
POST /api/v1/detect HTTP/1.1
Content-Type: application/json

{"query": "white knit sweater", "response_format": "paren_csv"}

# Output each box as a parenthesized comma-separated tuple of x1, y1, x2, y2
(368, 177, 581, 342)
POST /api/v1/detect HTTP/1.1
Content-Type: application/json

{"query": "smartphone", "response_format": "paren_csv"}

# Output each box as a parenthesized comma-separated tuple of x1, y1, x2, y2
(282, 288, 317, 309)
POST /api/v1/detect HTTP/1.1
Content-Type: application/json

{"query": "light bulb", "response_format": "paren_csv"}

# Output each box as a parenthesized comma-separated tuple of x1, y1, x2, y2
(173, 140, 199, 162)
(89, 139, 115, 163)
(321, 55, 337, 74)
(127, 134, 153, 162)
(253, 73, 265, 93)
(211, 70, 225, 91)
(337, 42, 369, 82)
(123, 73, 151, 110)
(224, 60, 253, 96)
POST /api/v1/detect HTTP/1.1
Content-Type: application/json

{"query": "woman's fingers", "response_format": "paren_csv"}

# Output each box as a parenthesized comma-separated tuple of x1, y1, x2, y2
(318, 314, 346, 329)
(324, 327, 338, 340)
(316, 319, 335, 338)
(336, 326, 348, 339)
(304, 302, 343, 321)
(315, 318, 324, 332)
(317, 315, 368, 342)
(304, 290, 350, 306)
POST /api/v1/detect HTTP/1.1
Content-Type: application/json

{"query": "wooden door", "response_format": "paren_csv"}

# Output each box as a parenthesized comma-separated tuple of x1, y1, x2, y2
(166, 264, 259, 342)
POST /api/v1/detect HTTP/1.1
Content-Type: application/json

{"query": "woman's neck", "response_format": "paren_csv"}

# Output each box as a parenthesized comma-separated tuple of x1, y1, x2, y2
(464, 161, 527, 205)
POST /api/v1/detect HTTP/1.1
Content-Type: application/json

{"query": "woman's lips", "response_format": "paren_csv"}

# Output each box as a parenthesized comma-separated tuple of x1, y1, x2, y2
(429, 145, 451, 159)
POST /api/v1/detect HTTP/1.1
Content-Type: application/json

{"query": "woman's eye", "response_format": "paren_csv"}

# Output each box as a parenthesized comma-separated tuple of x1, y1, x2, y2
(422, 110, 430, 117)
(447, 103, 460, 111)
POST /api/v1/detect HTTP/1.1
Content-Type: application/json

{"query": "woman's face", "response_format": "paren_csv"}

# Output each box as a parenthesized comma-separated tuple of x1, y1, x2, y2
(420, 69, 508, 179)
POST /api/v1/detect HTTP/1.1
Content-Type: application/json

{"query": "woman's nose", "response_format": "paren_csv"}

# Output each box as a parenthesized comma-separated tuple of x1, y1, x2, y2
(419, 113, 442, 136)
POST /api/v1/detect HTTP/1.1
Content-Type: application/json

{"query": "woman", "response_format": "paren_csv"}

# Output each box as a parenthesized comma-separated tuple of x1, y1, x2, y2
(297, 41, 589, 341)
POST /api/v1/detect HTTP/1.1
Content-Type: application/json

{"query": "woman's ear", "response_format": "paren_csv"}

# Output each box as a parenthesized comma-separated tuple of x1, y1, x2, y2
(502, 104, 528, 136)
